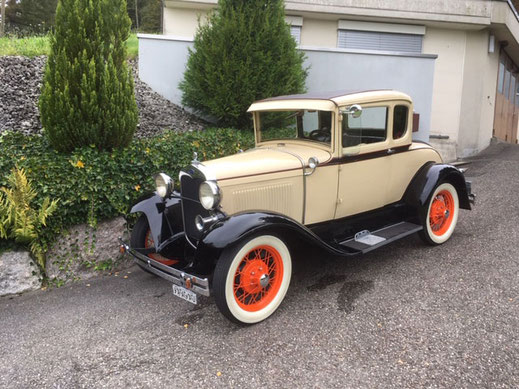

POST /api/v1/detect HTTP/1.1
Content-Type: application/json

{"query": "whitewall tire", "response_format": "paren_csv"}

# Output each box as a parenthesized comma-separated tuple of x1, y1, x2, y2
(420, 182, 459, 245)
(213, 235, 292, 324)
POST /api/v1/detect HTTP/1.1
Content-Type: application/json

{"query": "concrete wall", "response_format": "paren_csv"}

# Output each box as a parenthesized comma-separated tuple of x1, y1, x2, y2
(138, 35, 193, 107)
(458, 30, 499, 157)
(138, 34, 436, 141)
(423, 28, 499, 157)
(165, 0, 494, 26)
(422, 28, 467, 142)
(301, 47, 436, 141)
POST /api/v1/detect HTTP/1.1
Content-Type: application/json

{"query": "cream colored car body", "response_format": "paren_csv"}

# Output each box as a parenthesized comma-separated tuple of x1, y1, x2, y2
(203, 90, 442, 225)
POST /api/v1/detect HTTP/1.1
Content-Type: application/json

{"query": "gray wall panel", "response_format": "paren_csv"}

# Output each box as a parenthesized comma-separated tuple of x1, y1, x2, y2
(302, 47, 436, 141)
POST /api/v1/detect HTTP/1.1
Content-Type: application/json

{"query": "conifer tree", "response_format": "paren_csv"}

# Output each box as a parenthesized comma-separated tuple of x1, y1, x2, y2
(179, 0, 307, 129)
(40, 0, 138, 152)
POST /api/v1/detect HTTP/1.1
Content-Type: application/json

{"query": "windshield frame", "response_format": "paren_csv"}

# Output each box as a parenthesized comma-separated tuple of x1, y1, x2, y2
(253, 109, 336, 152)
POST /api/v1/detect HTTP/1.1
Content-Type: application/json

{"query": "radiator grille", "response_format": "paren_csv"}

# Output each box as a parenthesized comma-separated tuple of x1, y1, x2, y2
(180, 168, 210, 245)
(231, 183, 293, 214)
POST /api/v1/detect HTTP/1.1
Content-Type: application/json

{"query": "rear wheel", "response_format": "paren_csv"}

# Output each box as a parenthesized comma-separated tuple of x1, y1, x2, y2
(130, 215, 179, 273)
(213, 235, 292, 324)
(419, 182, 459, 245)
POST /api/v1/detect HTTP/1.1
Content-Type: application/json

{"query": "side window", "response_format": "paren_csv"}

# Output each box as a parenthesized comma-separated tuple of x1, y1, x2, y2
(342, 106, 388, 148)
(393, 105, 409, 140)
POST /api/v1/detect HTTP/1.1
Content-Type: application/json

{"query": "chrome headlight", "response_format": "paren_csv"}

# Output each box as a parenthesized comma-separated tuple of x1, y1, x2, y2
(154, 173, 173, 198)
(199, 181, 221, 210)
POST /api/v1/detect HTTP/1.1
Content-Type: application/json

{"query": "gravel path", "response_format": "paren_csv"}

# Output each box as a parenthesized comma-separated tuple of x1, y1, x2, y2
(0, 142, 517, 388)
(0, 56, 206, 137)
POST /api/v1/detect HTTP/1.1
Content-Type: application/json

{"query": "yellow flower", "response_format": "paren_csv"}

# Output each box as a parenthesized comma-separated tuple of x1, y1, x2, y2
(145, 147, 151, 154)
(135, 185, 141, 191)
(192, 140, 200, 148)
(75, 160, 85, 169)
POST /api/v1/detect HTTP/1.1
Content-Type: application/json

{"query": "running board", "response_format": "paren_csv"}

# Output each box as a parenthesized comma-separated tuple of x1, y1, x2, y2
(338, 222, 422, 254)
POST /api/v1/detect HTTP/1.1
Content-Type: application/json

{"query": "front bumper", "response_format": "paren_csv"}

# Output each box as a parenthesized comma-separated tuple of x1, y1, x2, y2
(119, 238, 210, 296)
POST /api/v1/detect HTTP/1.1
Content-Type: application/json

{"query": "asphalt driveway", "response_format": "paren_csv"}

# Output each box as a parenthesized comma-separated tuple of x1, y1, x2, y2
(1, 142, 518, 388)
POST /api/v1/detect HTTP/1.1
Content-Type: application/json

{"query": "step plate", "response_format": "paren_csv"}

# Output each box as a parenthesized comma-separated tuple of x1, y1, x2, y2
(339, 222, 422, 254)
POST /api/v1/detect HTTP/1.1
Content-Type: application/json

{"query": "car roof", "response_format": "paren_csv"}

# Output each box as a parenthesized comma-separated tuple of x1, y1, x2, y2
(248, 90, 412, 112)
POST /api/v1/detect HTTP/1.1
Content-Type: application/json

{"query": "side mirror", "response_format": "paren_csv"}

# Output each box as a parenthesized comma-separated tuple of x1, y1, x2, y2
(305, 157, 319, 176)
(341, 104, 362, 118)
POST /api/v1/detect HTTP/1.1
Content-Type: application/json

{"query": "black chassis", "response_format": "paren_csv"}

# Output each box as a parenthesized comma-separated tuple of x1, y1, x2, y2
(123, 162, 474, 296)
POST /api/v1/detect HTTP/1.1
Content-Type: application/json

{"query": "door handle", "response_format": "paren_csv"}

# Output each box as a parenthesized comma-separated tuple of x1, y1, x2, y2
(387, 148, 395, 155)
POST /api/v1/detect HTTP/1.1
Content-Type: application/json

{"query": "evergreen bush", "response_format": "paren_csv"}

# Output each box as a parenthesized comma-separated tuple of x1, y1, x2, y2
(40, 0, 138, 152)
(179, 0, 307, 129)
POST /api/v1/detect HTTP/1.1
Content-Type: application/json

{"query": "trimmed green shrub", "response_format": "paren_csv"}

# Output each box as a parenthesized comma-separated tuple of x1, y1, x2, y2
(40, 0, 138, 152)
(0, 129, 254, 258)
(180, 0, 307, 129)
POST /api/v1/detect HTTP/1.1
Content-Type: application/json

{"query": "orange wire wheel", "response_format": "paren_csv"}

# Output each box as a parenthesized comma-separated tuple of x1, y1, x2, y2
(420, 183, 459, 245)
(429, 190, 455, 236)
(233, 245, 284, 312)
(144, 230, 179, 266)
(213, 235, 292, 324)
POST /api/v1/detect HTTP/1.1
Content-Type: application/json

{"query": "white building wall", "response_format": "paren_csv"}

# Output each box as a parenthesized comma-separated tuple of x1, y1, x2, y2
(299, 18, 337, 47)
(422, 28, 467, 142)
(458, 30, 499, 157)
(163, 7, 208, 38)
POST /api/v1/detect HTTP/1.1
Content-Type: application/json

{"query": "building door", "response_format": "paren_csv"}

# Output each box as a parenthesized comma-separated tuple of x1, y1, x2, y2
(494, 52, 519, 144)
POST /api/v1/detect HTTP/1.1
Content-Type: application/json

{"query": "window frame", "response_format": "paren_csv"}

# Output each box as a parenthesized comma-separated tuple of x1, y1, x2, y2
(339, 100, 412, 157)
(340, 103, 391, 156)
(392, 104, 409, 141)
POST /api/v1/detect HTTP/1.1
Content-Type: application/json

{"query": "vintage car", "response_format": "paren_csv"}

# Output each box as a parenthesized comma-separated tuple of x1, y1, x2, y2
(119, 90, 475, 324)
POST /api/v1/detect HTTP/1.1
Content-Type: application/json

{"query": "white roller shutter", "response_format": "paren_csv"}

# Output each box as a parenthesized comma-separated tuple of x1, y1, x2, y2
(338, 30, 423, 53)
(290, 25, 301, 45)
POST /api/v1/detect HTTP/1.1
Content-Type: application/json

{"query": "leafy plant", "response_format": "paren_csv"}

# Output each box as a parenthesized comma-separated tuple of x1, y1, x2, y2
(40, 0, 138, 152)
(180, 0, 307, 129)
(0, 129, 255, 261)
(0, 167, 59, 267)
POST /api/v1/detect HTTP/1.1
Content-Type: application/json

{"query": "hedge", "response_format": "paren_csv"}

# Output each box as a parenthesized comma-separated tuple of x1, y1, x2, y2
(0, 129, 255, 254)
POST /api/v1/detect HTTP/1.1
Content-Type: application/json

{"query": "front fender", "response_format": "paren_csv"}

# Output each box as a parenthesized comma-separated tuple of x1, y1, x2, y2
(193, 211, 352, 274)
(404, 163, 472, 212)
(130, 192, 182, 250)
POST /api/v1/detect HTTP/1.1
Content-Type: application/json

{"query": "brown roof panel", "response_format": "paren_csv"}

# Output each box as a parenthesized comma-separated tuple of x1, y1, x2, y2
(257, 89, 391, 103)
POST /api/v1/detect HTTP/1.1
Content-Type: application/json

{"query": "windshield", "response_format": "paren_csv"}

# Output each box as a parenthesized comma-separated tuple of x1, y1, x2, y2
(257, 110, 332, 145)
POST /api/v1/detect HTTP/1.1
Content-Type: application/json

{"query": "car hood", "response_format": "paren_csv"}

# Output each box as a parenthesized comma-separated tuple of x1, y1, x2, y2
(202, 143, 332, 181)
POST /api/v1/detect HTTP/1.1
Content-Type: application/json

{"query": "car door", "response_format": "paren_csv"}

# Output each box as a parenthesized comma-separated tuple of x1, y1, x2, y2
(335, 103, 392, 219)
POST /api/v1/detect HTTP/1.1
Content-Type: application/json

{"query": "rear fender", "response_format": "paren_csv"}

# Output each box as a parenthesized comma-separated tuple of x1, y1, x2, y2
(193, 211, 351, 274)
(130, 192, 182, 249)
(404, 163, 472, 214)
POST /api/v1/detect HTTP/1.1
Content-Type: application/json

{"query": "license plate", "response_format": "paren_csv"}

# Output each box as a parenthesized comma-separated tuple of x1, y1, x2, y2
(172, 284, 197, 305)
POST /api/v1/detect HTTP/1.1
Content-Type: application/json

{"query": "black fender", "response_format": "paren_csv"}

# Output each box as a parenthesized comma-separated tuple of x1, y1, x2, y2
(130, 192, 183, 251)
(403, 162, 472, 216)
(192, 211, 355, 274)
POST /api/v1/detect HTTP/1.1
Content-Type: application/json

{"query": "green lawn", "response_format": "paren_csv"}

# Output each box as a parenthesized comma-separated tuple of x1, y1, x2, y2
(0, 34, 139, 58)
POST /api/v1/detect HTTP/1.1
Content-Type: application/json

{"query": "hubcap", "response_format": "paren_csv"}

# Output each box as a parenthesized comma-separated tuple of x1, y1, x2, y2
(259, 273, 270, 288)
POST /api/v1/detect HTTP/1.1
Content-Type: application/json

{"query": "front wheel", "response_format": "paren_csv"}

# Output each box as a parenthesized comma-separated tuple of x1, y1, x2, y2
(213, 235, 292, 324)
(130, 215, 179, 272)
(419, 182, 460, 245)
